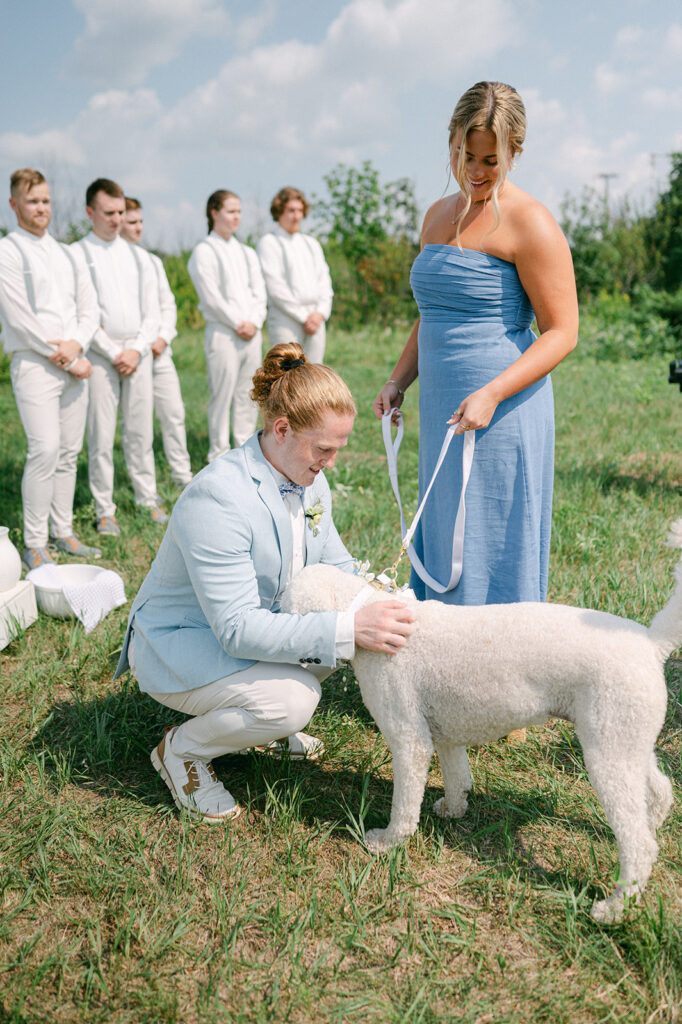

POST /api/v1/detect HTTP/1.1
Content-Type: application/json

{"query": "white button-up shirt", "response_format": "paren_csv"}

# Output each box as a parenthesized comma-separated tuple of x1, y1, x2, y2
(133, 247, 178, 347)
(0, 227, 98, 358)
(257, 225, 333, 325)
(188, 232, 266, 332)
(72, 233, 158, 362)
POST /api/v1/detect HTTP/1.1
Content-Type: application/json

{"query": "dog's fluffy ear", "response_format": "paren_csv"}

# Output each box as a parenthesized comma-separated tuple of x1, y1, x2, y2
(281, 564, 365, 614)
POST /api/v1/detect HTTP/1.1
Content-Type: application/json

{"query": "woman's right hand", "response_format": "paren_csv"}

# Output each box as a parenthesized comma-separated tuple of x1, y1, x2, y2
(372, 380, 404, 420)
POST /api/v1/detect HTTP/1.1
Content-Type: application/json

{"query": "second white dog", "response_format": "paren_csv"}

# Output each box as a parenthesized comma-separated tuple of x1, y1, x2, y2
(281, 539, 679, 924)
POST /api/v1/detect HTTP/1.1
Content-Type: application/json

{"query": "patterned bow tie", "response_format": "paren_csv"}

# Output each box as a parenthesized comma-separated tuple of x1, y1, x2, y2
(279, 481, 304, 498)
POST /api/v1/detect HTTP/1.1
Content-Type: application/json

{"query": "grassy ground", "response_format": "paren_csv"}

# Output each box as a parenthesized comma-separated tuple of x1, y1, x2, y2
(0, 329, 681, 1024)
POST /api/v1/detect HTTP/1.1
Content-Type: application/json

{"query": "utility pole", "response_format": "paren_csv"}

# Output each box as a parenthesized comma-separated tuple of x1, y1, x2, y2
(650, 153, 673, 204)
(597, 172, 618, 207)
(597, 172, 618, 228)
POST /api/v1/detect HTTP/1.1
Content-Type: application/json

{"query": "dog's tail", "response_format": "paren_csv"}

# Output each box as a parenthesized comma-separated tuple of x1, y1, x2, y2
(648, 518, 682, 656)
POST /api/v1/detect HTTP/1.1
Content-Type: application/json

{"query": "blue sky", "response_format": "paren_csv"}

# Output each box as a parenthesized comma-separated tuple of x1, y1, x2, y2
(1, 0, 680, 250)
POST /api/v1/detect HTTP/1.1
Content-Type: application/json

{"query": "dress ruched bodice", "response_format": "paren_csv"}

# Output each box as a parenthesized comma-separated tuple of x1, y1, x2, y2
(408, 244, 554, 606)
(411, 245, 534, 329)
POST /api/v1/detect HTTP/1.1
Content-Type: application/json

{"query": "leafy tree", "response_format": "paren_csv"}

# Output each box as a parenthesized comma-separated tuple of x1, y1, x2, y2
(312, 161, 420, 328)
(58, 218, 91, 244)
(648, 152, 682, 292)
(560, 187, 656, 299)
(163, 252, 203, 331)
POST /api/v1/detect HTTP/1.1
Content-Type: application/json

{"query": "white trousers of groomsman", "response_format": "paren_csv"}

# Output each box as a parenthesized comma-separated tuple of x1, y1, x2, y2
(204, 323, 262, 462)
(152, 348, 192, 487)
(266, 308, 326, 364)
(87, 351, 159, 517)
(10, 352, 88, 549)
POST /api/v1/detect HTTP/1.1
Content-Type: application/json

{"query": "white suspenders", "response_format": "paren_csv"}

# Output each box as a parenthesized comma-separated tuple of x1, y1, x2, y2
(205, 235, 254, 299)
(79, 237, 144, 321)
(275, 232, 317, 296)
(6, 234, 78, 315)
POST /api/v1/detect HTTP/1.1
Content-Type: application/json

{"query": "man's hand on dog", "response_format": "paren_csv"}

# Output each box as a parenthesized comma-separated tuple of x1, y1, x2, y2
(355, 600, 415, 654)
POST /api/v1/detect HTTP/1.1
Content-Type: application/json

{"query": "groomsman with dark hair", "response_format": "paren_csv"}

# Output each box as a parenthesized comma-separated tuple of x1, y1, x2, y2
(72, 178, 167, 536)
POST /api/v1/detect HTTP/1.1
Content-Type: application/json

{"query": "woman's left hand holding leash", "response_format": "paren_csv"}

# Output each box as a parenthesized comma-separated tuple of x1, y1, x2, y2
(450, 385, 499, 434)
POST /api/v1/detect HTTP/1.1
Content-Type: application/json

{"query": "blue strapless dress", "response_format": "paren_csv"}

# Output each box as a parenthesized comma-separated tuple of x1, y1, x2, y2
(409, 244, 554, 605)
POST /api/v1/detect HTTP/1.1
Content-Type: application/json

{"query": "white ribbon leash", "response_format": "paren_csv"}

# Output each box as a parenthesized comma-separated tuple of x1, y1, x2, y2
(382, 409, 475, 593)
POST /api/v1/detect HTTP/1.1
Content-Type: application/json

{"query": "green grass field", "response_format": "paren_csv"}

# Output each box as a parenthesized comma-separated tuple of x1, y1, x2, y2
(0, 329, 681, 1024)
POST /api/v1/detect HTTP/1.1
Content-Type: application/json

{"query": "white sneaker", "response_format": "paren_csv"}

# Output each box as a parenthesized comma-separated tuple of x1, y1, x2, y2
(150, 727, 241, 823)
(239, 731, 325, 761)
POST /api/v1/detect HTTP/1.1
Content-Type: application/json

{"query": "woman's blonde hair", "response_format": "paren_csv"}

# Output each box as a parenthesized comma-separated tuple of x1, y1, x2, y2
(448, 81, 526, 246)
(251, 343, 356, 433)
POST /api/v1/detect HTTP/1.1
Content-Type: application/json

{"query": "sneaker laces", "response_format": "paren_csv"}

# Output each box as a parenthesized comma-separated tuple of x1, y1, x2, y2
(183, 759, 232, 809)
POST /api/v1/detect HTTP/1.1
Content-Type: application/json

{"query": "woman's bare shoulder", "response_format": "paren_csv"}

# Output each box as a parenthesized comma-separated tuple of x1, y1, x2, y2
(506, 185, 568, 256)
(421, 194, 457, 241)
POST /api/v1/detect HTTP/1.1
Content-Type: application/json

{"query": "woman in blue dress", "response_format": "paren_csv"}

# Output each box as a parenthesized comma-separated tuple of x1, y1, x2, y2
(374, 81, 578, 606)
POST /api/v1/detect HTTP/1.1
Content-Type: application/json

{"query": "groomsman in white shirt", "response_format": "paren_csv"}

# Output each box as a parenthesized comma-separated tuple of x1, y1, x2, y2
(188, 190, 266, 462)
(0, 168, 100, 570)
(257, 187, 333, 363)
(72, 178, 167, 536)
(120, 198, 192, 489)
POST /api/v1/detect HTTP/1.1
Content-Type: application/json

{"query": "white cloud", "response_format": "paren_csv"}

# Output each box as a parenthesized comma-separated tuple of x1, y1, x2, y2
(69, 0, 229, 87)
(643, 86, 682, 109)
(234, 0, 278, 51)
(594, 63, 627, 95)
(159, 0, 518, 169)
(665, 23, 682, 57)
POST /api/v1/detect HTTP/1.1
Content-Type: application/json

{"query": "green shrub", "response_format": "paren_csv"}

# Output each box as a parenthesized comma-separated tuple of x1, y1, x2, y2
(576, 290, 673, 361)
(162, 251, 203, 332)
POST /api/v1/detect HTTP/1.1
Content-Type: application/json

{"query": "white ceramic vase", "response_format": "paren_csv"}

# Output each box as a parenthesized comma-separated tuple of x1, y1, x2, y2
(0, 526, 22, 592)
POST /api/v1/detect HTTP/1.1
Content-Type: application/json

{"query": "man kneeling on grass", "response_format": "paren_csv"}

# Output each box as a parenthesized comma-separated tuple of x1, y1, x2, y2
(115, 343, 415, 822)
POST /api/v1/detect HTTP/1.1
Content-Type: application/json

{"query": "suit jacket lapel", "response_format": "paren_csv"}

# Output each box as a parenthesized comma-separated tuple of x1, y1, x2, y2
(302, 479, 325, 566)
(242, 435, 292, 596)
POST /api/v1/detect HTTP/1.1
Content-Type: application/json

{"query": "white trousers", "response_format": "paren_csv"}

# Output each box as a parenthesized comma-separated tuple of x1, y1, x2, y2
(266, 309, 326, 364)
(129, 635, 325, 761)
(152, 348, 192, 486)
(204, 323, 262, 462)
(87, 350, 159, 517)
(10, 352, 88, 548)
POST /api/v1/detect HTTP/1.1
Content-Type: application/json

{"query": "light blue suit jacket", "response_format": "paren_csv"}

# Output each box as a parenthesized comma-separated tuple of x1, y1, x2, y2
(115, 434, 355, 693)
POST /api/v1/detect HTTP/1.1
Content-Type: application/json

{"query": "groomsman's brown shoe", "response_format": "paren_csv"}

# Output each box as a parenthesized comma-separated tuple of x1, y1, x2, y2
(22, 547, 57, 572)
(53, 535, 102, 559)
(96, 516, 120, 536)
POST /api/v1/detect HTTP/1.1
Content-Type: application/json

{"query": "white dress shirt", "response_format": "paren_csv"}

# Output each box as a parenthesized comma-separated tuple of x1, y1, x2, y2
(187, 232, 266, 331)
(147, 250, 177, 346)
(72, 233, 158, 361)
(267, 461, 355, 658)
(0, 227, 98, 358)
(256, 225, 333, 324)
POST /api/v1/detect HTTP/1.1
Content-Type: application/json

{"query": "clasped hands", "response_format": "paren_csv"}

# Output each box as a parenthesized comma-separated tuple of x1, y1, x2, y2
(48, 339, 92, 379)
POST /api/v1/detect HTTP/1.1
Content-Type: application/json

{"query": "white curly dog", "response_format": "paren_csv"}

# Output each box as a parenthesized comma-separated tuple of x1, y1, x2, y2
(281, 529, 680, 924)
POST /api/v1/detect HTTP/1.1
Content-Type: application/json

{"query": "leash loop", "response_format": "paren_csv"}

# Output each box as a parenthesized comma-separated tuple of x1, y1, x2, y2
(381, 409, 475, 593)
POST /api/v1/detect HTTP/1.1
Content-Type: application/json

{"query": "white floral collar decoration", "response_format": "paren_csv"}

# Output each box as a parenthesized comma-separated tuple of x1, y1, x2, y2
(304, 499, 324, 536)
(353, 559, 415, 597)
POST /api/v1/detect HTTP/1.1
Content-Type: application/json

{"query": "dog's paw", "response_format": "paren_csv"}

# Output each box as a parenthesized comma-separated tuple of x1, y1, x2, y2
(365, 828, 401, 854)
(433, 796, 468, 820)
(590, 884, 640, 925)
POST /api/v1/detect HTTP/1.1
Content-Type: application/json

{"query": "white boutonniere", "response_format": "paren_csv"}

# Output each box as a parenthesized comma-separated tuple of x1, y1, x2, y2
(304, 499, 324, 536)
